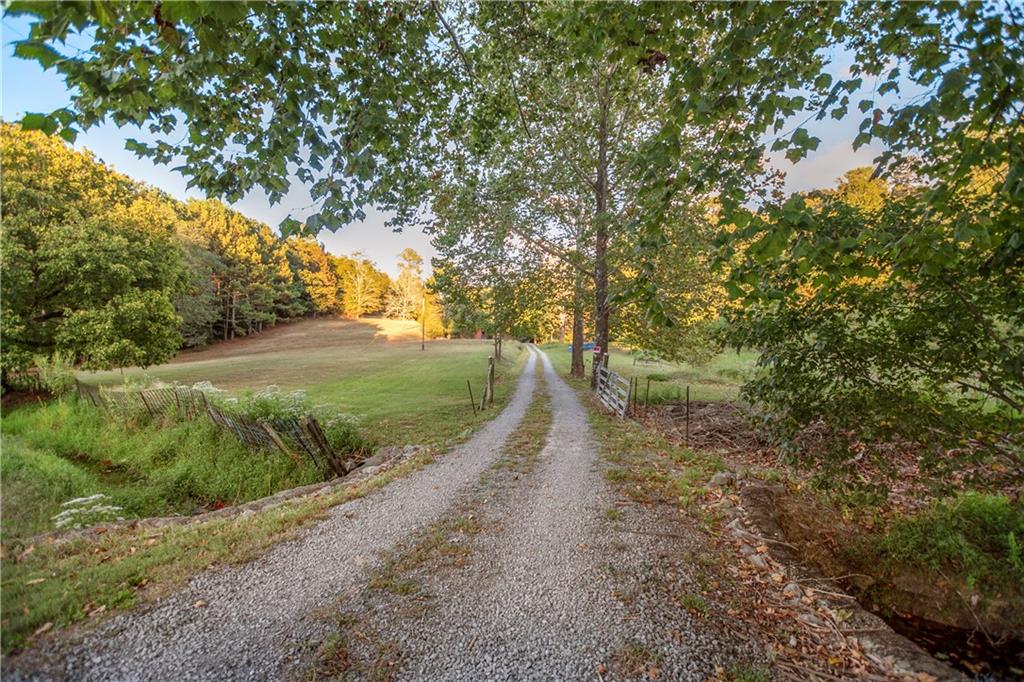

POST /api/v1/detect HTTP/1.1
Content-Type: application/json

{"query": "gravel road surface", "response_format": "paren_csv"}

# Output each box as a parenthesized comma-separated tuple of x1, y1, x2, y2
(324, 347, 757, 680)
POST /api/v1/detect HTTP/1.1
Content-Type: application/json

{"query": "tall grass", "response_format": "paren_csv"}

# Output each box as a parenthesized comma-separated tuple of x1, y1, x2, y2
(1, 399, 321, 539)
(875, 492, 1024, 590)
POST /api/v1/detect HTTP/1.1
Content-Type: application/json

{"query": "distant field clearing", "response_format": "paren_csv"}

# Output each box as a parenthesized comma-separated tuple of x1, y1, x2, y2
(80, 317, 524, 447)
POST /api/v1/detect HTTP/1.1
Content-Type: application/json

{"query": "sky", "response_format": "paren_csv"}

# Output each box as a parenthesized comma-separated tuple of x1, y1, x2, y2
(2, 15, 886, 275)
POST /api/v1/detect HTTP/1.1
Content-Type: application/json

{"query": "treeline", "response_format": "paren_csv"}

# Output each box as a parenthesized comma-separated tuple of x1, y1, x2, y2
(0, 124, 439, 375)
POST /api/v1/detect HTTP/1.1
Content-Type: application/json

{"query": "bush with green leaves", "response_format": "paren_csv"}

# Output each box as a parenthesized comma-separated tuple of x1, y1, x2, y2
(221, 384, 368, 455)
(33, 352, 76, 397)
(315, 411, 368, 455)
(235, 385, 309, 421)
(722, 170, 1023, 469)
(875, 493, 1024, 591)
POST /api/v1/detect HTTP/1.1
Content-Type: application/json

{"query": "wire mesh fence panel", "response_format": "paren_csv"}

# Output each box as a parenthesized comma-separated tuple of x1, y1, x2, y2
(271, 417, 327, 470)
(205, 402, 278, 451)
(70, 380, 347, 478)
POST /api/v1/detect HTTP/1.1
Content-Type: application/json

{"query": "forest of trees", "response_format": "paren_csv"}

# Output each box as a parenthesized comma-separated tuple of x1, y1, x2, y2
(0, 124, 442, 375)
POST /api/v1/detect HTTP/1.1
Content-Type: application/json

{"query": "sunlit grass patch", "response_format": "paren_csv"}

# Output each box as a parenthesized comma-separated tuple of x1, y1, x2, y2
(81, 318, 528, 449)
(540, 342, 758, 403)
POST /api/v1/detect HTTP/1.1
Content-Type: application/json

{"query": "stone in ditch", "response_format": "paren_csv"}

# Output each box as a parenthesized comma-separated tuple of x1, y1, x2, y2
(709, 471, 735, 487)
(748, 554, 769, 571)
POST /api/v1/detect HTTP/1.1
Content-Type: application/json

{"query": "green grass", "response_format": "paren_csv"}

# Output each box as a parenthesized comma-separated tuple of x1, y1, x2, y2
(0, 448, 439, 654)
(726, 665, 771, 682)
(1, 400, 321, 540)
(873, 492, 1024, 590)
(80, 318, 526, 448)
(540, 342, 758, 402)
(494, 360, 551, 472)
(678, 593, 709, 616)
(588, 403, 724, 509)
(368, 511, 484, 597)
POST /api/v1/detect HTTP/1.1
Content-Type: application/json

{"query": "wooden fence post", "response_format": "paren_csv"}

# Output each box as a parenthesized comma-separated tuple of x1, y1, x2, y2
(302, 415, 346, 477)
(487, 356, 495, 406)
(138, 391, 155, 416)
(261, 422, 301, 465)
(467, 379, 477, 415)
(685, 385, 690, 444)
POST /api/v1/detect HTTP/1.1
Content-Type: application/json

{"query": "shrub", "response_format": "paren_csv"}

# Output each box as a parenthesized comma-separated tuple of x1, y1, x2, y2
(876, 492, 1024, 589)
(33, 352, 76, 397)
(315, 410, 368, 454)
(232, 385, 369, 453)
(235, 385, 309, 420)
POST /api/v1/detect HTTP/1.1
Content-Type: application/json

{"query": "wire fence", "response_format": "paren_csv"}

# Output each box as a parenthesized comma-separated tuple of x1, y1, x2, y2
(74, 380, 350, 477)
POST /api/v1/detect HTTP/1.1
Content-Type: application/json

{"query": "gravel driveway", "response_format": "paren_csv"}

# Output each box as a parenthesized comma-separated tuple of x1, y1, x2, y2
(322, 347, 756, 680)
(7, 350, 540, 682)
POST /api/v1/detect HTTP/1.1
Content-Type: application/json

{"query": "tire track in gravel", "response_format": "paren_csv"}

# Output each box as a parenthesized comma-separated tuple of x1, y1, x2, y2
(7, 349, 541, 682)
(353, 346, 756, 681)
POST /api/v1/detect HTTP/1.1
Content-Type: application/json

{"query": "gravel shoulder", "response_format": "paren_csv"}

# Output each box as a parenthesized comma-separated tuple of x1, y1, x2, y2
(318, 347, 759, 680)
(6, 350, 540, 682)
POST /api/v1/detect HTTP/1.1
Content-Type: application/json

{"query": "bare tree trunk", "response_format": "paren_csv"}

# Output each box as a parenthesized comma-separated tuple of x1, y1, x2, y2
(591, 87, 611, 389)
(571, 270, 585, 378)
(229, 291, 238, 340)
(223, 288, 230, 342)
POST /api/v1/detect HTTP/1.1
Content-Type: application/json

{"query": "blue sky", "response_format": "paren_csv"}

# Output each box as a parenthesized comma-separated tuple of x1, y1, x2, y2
(2, 15, 885, 275)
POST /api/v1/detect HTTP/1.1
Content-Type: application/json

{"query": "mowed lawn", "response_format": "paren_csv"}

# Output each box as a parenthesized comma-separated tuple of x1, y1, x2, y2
(80, 317, 526, 448)
(541, 343, 758, 402)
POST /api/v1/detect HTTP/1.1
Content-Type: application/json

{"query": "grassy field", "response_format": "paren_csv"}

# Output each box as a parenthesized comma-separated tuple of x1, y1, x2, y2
(80, 317, 525, 448)
(540, 343, 758, 402)
(3, 317, 525, 541)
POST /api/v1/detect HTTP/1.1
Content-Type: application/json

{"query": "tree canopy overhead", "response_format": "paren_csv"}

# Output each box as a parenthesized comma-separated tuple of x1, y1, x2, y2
(11, 0, 462, 231)
(8, 1, 1021, 459)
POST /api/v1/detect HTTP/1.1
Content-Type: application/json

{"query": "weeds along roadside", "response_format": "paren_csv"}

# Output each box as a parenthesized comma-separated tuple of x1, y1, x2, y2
(577, 369, 1024, 678)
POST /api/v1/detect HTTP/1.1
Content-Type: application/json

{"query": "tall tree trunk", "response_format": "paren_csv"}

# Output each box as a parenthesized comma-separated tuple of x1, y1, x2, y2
(223, 289, 230, 342)
(571, 270, 585, 378)
(591, 88, 611, 389)
(229, 291, 237, 340)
